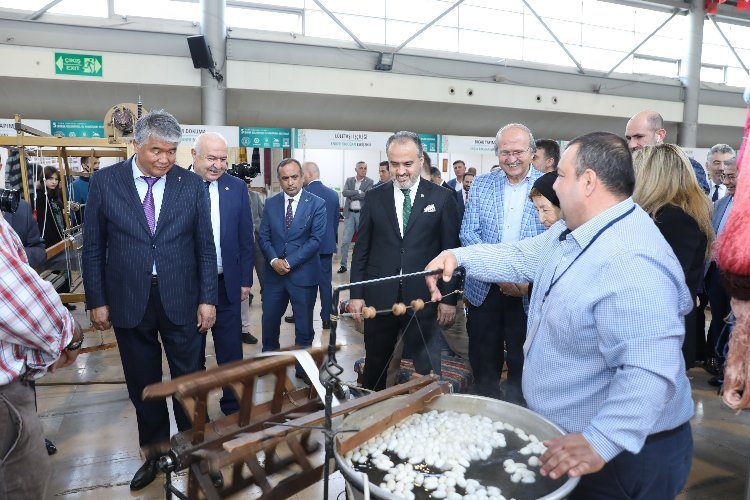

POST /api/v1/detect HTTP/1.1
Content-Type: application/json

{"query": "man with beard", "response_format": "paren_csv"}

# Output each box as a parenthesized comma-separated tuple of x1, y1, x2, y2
(349, 131, 461, 391)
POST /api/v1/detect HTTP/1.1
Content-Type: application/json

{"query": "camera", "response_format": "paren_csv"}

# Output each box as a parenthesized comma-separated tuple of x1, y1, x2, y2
(227, 162, 261, 182)
(0, 189, 20, 214)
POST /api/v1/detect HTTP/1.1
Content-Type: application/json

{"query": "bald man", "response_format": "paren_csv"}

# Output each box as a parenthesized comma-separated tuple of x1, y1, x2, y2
(625, 110, 710, 193)
(302, 162, 340, 328)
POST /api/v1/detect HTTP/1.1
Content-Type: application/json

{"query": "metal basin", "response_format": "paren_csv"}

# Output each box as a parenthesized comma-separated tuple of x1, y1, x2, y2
(334, 393, 579, 500)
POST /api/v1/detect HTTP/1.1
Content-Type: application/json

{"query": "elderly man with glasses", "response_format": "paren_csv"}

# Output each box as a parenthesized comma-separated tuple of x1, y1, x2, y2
(460, 123, 546, 404)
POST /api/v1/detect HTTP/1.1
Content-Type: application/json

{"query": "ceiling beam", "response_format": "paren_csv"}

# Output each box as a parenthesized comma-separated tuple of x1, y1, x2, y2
(27, 0, 64, 21)
(393, 0, 465, 54)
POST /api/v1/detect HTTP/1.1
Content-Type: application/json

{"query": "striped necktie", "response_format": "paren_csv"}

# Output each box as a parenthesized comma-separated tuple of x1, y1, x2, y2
(401, 189, 411, 232)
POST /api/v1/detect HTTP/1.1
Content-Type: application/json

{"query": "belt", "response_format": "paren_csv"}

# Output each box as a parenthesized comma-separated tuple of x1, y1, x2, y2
(348, 209, 360, 213)
(645, 421, 689, 444)
(151, 275, 158, 286)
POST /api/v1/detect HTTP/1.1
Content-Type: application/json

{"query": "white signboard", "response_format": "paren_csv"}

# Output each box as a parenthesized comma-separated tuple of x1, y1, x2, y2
(295, 129, 392, 151)
(179, 125, 239, 147)
(0, 118, 51, 137)
(440, 135, 496, 154)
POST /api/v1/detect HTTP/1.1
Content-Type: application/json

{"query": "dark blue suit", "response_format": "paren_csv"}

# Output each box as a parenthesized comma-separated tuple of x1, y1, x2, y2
(303, 180, 340, 322)
(82, 156, 217, 451)
(203, 173, 254, 415)
(259, 190, 326, 360)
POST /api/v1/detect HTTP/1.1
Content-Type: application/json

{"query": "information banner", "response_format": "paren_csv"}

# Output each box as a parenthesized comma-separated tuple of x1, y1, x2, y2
(440, 135, 496, 153)
(295, 129, 392, 150)
(0, 119, 51, 136)
(419, 133, 439, 153)
(51, 120, 105, 138)
(179, 125, 239, 147)
(239, 127, 291, 148)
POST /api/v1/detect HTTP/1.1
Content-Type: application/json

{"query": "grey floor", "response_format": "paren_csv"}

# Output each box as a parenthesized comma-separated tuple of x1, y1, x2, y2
(38, 269, 750, 499)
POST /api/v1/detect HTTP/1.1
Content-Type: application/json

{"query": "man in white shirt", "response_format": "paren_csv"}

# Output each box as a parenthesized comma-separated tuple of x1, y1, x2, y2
(706, 144, 734, 202)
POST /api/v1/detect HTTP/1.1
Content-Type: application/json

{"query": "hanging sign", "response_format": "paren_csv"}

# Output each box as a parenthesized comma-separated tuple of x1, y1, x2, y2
(440, 135, 497, 154)
(51, 120, 105, 138)
(55, 52, 102, 77)
(419, 133, 439, 153)
(294, 129, 392, 150)
(179, 125, 240, 147)
(0, 119, 51, 137)
(239, 127, 291, 148)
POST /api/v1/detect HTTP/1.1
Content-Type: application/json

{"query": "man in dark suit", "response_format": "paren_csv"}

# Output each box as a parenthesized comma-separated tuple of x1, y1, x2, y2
(705, 158, 737, 386)
(301, 161, 340, 329)
(446, 159, 466, 195)
(259, 159, 326, 380)
(349, 131, 461, 391)
(2, 199, 46, 269)
(82, 110, 217, 491)
(338, 162, 374, 273)
(191, 132, 253, 415)
(455, 171, 475, 209)
(374, 160, 391, 187)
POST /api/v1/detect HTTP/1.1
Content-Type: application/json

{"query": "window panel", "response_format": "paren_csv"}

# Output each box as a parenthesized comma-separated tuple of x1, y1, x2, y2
(523, 38, 575, 67)
(701, 64, 726, 84)
(114, 0, 198, 21)
(724, 23, 750, 50)
(582, 25, 634, 52)
(577, 46, 627, 72)
(726, 66, 749, 87)
(701, 43, 729, 64)
(464, 0, 524, 13)
(459, 29, 523, 60)
(320, 0, 385, 18)
(409, 24, 458, 53)
(304, 9, 350, 40)
(638, 35, 683, 60)
(582, 0, 635, 31)
(385, 0, 454, 24)
(337, 13, 385, 45)
(530, 0, 583, 23)
(458, 5, 524, 37)
(0, 0, 49, 10)
(544, 18, 582, 45)
(226, 6, 301, 33)
(635, 12, 682, 38)
(523, 13, 554, 42)
(632, 55, 678, 78)
(386, 19, 420, 46)
(701, 20, 725, 45)
(49, 0, 107, 17)
(237, 0, 303, 7)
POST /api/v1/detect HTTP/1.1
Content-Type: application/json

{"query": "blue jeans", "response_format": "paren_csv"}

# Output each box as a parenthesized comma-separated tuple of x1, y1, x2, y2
(572, 422, 693, 500)
(339, 211, 360, 267)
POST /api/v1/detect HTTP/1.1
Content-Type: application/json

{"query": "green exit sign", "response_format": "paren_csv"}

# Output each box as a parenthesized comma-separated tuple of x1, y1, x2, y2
(55, 52, 102, 77)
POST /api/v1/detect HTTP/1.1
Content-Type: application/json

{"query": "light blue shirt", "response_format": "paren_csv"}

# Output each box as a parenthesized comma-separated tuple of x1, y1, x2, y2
(132, 156, 166, 275)
(453, 198, 694, 461)
(500, 168, 531, 243)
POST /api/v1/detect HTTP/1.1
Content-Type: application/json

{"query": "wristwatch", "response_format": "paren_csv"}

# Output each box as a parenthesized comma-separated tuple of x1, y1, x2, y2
(65, 333, 84, 351)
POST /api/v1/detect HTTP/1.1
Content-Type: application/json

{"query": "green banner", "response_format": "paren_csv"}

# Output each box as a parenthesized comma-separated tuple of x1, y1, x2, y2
(239, 127, 291, 148)
(50, 120, 105, 138)
(55, 52, 102, 77)
(419, 133, 439, 153)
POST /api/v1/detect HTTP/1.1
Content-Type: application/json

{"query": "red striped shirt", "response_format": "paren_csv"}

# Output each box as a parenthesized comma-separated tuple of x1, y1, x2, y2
(0, 217, 74, 384)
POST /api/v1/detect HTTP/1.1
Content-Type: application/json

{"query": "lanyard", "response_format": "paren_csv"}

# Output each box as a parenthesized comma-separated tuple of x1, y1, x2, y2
(542, 205, 636, 302)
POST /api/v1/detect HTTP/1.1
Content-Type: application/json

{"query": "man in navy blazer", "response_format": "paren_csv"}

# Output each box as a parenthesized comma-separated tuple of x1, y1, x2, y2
(301, 161, 340, 329)
(191, 132, 253, 415)
(82, 111, 217, 491)
(259, 159, 326, 379)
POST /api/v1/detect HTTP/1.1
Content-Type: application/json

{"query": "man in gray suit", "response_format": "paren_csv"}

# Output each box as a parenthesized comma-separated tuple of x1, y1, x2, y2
(82, 110, 218, 491)
(241, 187, 264, 344)
(338, 161, 374, 273)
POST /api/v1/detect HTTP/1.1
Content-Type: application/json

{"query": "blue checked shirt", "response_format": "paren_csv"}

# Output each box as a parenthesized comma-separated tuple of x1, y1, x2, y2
(460, 167, 546, 306)
(452, 198, 694, 461)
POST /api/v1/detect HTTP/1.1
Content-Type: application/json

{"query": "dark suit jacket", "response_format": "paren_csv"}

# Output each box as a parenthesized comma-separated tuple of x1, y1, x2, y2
(653, 204, 707, 296)
(82, 157, 217, 329)
(350, 178, 461, 309)
(304, 180, 340, 255)
(216, 173, 254, 303)
(258, 191, 326, 287)
(3, 199, 46, 268)
(712, 195, 732, 234)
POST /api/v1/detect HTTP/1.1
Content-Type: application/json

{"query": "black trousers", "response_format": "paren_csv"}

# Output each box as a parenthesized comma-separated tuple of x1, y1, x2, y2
(363, 305, 441, 391)
(572, 422, 692, 499)
(466, 286, 527, 396)
(706, 264, 731, 362)
(114, 281, 204, 456)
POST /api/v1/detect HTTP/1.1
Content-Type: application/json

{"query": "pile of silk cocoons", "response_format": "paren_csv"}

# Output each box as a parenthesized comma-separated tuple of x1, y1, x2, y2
(343, 410, 548, 499)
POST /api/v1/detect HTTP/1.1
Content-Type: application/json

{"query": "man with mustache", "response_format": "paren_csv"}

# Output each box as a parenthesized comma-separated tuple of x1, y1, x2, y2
(460, 123, 546, 404)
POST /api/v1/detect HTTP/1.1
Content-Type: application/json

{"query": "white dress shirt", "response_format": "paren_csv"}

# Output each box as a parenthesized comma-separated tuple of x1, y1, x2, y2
(351, 179, 363, 210)
(205, 180, 223, 274)
(709, 181, 727, 201)
(132, 156, 166, 275)
(271, 190, 303, 266)
(501, 168, 532, 243)
(393, 178, 420, 238)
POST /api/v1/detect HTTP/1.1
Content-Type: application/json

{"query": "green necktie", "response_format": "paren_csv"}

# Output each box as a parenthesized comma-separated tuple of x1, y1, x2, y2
(401, 189, 412, 232)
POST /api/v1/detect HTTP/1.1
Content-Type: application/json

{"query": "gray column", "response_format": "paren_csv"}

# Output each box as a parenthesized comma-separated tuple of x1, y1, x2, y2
(678, 0, 704, 147)
(201, 0, 226, 125)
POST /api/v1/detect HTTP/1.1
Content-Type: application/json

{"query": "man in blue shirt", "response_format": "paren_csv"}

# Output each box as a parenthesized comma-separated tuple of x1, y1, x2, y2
(70, 156, 100, 224)
(426, 132, 694, 499)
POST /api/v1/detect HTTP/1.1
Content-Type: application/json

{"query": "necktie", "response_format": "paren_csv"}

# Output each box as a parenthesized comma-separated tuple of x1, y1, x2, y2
(141, 176, 158, 235)
(712, 184, 719, 202)
(204, 180, 211, 199)
(285, 198, 294, 231)
(464, 190, 468, 203)
(401, 189, 412, 232)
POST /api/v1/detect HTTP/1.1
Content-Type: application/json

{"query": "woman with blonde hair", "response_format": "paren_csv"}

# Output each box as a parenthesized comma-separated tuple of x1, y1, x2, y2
(633, 144, 714, 369)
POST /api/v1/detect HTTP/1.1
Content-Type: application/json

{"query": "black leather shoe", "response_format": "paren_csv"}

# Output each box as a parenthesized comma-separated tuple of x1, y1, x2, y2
(322, 320, 331, 330)
(704, 357, 720, 376)
(242, 332, 258, 344)
(296, 372, 312, 385)
(130, 458, 158, 491)
(284, 315, 295, 323)
(210, 471, 224, 488)
(45, 438, 57, 456)
(708, 376, 724, 387)
(337, 266, 347, 274)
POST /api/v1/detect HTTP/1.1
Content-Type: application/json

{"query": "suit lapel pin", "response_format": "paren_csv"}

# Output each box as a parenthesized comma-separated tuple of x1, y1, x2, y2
(225, 187, 229, 191)
(420, 194, 424, 197)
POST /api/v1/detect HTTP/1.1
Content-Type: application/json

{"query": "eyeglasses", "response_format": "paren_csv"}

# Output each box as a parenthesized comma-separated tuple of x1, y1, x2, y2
(201, 155, 228, 165)
(498, 148, 530, 159)
(720, 173, 737, 181)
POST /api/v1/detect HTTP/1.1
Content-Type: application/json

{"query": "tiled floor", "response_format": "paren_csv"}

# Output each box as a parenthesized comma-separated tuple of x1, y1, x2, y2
(37, 270, 750, 499)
